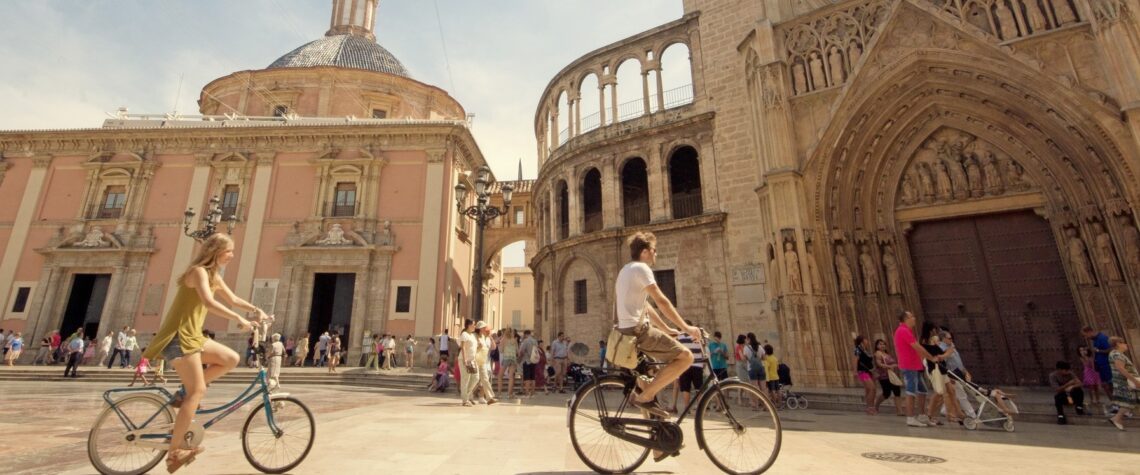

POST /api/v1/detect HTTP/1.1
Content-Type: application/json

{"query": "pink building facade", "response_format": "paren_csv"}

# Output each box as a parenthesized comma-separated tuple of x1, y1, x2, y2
(0, 0, 488, 362)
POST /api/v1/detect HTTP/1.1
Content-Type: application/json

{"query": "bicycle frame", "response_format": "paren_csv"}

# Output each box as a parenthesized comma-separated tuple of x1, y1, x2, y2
(102, 367, 282, 448)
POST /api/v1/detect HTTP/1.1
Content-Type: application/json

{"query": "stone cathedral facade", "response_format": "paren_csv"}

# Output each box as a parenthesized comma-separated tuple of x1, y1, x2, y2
(529, 0, 1140, 386)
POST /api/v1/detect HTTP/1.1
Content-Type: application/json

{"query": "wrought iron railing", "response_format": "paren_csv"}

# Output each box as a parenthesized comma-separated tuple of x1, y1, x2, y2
(558, 84, 694, 145)
(671, 192, 703, 219)
(583, 212, 603, 233)
(324, 200, 358, 217)
(624, 202, 650, 226)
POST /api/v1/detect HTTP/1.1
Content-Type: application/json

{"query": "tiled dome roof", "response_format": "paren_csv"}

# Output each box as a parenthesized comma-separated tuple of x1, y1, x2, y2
(268, 35, 410, 77)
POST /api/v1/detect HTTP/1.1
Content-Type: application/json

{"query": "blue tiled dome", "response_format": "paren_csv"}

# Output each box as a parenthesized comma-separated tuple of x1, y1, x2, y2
(268, 35, 410, 77)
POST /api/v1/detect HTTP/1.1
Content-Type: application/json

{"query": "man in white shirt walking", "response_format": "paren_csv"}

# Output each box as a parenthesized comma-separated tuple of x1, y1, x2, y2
(551, 333, 571, 393)
(438, 328, 451, 362)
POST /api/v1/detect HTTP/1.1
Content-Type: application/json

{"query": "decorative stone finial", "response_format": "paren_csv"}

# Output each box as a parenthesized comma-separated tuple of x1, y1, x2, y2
(328, 0, 379, 41)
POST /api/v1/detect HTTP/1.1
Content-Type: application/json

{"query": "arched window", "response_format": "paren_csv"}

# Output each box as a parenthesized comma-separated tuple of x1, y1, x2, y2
(582, 168, 603, 233)
(660, 43, 693, 109)
(557, 180, 569, 240)
(669, 146, 703, 219)
(615, 58, 644, 122)
(578, 73, 601, 134)
(622, 158, 650, 226)
(556, 91, 570, 146)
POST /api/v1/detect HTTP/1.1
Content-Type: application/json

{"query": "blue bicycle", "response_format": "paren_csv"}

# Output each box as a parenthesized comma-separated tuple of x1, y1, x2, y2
(86, 342, 314, 474)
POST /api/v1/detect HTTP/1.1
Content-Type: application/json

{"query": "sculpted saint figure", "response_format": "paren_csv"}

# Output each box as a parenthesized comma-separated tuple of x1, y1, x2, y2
(1052, 0, 1079, 24)
(882, 245, 902, 295)
(1066, 227, 1096, 286)
(982, 156, 1003, 195)
(995, 1, 1020, 39)
(1093, 221, 1123, 283)
(965, 157, 984, 197)
(1118, 215, 1140, 277)
(859, 245, 880, 294)
(784, 242, 803, 293)
(935, 161, 955, 201)
(809, 51, 827, 89)
(1005, 159, 1030, 190)
(828, 46, 846, 84)
(792, 61, 808, 95)
(848, 42, 863, 67)
(918, 163, 936, 202)
(1024, 0, 1049, 32)
(835, 245, 855, 293)
(900, 174, 919, 205)
(806, 245, 823, 292)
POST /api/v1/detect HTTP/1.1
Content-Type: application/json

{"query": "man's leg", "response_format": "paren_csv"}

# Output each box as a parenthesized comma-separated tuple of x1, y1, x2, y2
(121, 350, 131, 368)
(1054, 392, 1067, 416)
(1072, 387, 1085, 414)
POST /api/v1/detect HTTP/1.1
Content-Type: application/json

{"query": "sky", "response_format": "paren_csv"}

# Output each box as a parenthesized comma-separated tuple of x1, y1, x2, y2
(0, 0, 685, 266)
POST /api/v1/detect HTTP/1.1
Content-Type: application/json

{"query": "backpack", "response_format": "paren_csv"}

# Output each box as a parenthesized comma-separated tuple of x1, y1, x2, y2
(528, 343, 540, 364)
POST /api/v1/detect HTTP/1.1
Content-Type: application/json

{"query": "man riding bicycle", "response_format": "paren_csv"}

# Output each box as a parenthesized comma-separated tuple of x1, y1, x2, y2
(615, 232, 701, 419)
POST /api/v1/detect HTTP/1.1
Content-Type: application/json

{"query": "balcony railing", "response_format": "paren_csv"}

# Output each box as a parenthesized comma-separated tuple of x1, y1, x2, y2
(583, 212, 603, 233)
(624, 202, 650, 227)
(96, 206, 124, 220)
(671, 192, 703, 219)
(324, 201, 358, 218)
(559, 84, 694, 146)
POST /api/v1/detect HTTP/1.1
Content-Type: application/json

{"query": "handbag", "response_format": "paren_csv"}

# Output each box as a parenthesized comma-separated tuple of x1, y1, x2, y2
(605, 328, 639, 369)
(887, 369, 903, 387)
(926, 365, 946, 394)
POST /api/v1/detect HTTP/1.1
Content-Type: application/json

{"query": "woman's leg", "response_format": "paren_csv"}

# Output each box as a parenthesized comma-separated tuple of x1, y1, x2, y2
(169, 352, 206, 457)
(507, 365, 516, 397)
(198, 340, 240, 387)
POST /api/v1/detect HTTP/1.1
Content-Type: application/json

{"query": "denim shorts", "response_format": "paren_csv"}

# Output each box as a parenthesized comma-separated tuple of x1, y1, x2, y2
(162, 337, 188, 361)
(902, 369, 928, 396)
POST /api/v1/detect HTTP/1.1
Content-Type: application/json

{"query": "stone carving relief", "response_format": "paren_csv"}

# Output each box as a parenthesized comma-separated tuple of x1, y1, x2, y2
(1091, 221, 1123, 283)
(929, 0, 1082, 41)
(805, 242, 824, 292)
(56, 225, 124, 249)
(834, 244, 855, 293)
(75, 226, 121, 248)
(1117, 214, 1140, 278)
(881, 244, 902, 295)
(781, 0, 891, 96)
(859, 244, 879, 294)
(785, 241, 803, 293)
(309, 223, 366, 247)
(897, 129, 1037, 208)
(1065, 226, 1096, 286)
(1089, 0, 1128, 23)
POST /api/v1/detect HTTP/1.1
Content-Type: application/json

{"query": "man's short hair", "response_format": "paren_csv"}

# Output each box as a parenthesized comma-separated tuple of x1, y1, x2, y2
(714, 331, 722, 339)
(627, 232, 657, 261)
(897, 310, 912, 322)
(1081, 325, 1094, 333)
(524, 330, 532, 335)
(1055, 361, 1071, 370)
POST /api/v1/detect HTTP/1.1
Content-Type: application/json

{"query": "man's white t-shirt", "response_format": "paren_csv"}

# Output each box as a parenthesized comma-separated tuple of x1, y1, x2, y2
(439, 334, 450, 352)
(459, 331, 477, 364)
(615, 261, 656, 329)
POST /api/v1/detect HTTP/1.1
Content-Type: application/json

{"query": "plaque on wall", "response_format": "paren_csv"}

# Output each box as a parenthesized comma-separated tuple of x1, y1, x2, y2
(731, 264, 765, 285)
(252, 279, 279, 315)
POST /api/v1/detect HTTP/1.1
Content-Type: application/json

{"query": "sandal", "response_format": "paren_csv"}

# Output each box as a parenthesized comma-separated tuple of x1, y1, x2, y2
(165, 446, 204, 473)
(170, 388, 186, 409)
(630, 389, 670, 419)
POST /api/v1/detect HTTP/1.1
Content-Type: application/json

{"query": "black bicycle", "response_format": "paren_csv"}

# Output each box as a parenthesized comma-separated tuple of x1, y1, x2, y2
(567, 330, 781, 474)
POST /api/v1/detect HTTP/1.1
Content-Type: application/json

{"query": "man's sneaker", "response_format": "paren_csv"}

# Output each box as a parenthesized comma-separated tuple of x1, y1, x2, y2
(916, 414, 931, 425)
(487, 398, 498, 405)
(906, 417, 926, 427)
(1057, 414, 1068, 425)
(630, 392, 670, 419)
(461, 400, 473, 407)
(1075, 405, 1086, 416)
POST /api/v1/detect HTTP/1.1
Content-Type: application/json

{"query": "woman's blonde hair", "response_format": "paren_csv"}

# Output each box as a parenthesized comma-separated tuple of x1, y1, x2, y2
(1109, 336, 1127, 348)
(179, 233, 233, 289)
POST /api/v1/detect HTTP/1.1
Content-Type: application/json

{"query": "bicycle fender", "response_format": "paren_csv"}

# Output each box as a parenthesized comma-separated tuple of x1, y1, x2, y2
(268, 392, 292, 400)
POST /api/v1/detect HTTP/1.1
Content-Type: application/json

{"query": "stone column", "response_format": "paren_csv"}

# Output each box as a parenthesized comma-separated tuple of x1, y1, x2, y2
(600, 156, 618, 229)
(233, 152, 276, 309)
(162, 155, 213, 313)
(0, 154, 50, 314)
(415, 150, 447, 337)
(647, 147, 668, 222)
(568, 172, 582, 237)
(655, 67, 666, 111)
(641, 69, 652, 115)
(597, 83, 608, 126)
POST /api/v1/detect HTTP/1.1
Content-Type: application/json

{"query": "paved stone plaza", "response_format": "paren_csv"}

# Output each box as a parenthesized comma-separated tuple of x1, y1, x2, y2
(0, 379, 1135, 474)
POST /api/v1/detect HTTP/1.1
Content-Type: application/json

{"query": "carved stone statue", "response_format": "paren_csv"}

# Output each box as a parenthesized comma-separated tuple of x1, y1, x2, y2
(982, 156, 1003, 195)
(76, 226, 110, 248)
(1117, 214, 1140, 277)
(835, 245, 855, 293)
(848, 42, 863, 66)
(935, 161, 954, 201)
(1053, 0, 1079, 25)
(995, 1, 1020, 39)
(1024, 0, 1050, 33)
(784, 241, 803, 293)
(805, 245, 823, 292)
(792, 61, 808, 95)
(315, 223, 351, 246)
(900, 173, 919, 205)
(881, 245, 902, 295)
(828, 46, 845, 84)
(965, 157, 984, 197)
(1066, 227, 1096, 286)
(1090, 0, 1126, 22)
(917, 163, 936, 202)
(859, 245, 880, 294)
(809, 51, 826, 90)
(1092, 221, 1123, 283)
(1004, 159, 1030, 190)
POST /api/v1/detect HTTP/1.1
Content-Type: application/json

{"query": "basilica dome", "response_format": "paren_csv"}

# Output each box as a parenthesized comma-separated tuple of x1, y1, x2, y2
(268, 34, 410, 78)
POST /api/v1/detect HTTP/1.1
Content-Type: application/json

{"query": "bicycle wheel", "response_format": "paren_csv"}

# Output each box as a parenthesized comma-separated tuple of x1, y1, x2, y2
(695, 381, 782, 474)
(88, 394, 173, 475)
(241, 396, 316, 474)
(569, 378, 650, 474)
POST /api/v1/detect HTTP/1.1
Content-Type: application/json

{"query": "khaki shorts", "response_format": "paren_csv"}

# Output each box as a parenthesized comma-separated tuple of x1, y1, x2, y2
(618, 321, 687, 363)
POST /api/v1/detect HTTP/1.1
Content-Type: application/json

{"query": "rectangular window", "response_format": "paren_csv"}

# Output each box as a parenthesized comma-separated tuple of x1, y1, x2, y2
(511, 310, 521, 328)
(574, 279, 588, 314)
(654, 270, 677, 306)
(395, 286, 412, 313)
(98, 185, 127, 219)
(371, 109, 387, 119)
(273, 105, 289, 117)
(332, 182, 357, 216)
(514, 276, 521, 288)
(10, 287, 31, 313)
(515, 207, 525, 225)
(220, 184, 240, 219)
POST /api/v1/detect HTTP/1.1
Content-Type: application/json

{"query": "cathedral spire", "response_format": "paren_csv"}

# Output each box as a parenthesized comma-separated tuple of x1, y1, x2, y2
(327, 0, 378, 41)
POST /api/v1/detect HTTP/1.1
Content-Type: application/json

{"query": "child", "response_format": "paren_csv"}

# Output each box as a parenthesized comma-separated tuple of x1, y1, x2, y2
(763, 344, 780, 406)
(128, 356, 152, 387)
(428, 355, 451, 392)
(1078, 345, 1102, 406)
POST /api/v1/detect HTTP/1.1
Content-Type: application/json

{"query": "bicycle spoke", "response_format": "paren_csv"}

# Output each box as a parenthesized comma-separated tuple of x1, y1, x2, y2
(696, 382, 781, 474)
(569, 380, 650, 474)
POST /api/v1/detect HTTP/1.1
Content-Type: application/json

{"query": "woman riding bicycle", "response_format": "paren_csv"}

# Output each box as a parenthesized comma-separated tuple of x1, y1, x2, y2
(141, 233, 266, 473)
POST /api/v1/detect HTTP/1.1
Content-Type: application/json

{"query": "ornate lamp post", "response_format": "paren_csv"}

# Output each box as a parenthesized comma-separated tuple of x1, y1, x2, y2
(183, 195, 237, 242)
(454, 165, 513, 321)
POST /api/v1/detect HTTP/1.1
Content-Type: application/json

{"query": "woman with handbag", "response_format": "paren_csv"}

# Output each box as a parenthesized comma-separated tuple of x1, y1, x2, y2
(920, 322, 964, 425)
(873, 339, 905, 416)
(853, 336, 878, 415)
(1107, 336, 1140, 430)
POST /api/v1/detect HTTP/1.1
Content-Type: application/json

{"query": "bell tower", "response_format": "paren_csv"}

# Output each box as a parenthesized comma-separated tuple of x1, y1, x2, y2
(327, 0, 378, 41)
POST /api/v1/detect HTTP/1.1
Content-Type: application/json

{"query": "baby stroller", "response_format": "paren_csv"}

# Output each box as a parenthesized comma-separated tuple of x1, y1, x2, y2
(946, 370, 1018, 432)
(567, 363, 593, 390)
(776, 363, 809, 410)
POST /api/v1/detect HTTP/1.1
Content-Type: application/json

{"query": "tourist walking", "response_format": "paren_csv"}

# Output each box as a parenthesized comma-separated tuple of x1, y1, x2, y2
(82, 337, 96, 364)
(873, 339, 904, 416)
(1107, 336, 1140, 430)
(734, 334, 749, 383)
(123, 329, 140, 368)
(107, 326, 128, 368)
(1082, 326, 1114, 397)
(267, 333, 284, 391)
(425, 337, 437, 365)
(535, 340, 549, 394)
(459, 319, 479, 406)
(49, 330, 61, 364)
(1049, 361, 1085, 424)
(285, 336, 295, 364)
(365, 334, 382, 372)
(745, 333, 766, 393)
(937, 329, 976, 420)
(894, 310, 944, 428)
(762, 345, 780, 405)
(317, 331, 330, 367)
(551, 332, 570, 393)
(519, 330, 539, 397)
(127, 356, 152, 386)
(327, 334, 341, 373)
(707, 331, 729, 380)
(474, 322, 498, 404)
(63, 330, 85, 378)
(854, 335, 877, 414)
(97, 331, 113, 367)
(920, 322, 963, 425)
(140, 233, 264, 473)
(404, 334, 416, 368)
(676, 324, 706, 410)
(383, 334, 396, 370)
(438, 328, 451, 360)
(361, 331, 374, 367)
(294, 332, 309, 367)
(496, 328, 519, 397)
(33, 335, 51, 365)
(1078, 345, 1103, 407)
(4, 333, 22, 366)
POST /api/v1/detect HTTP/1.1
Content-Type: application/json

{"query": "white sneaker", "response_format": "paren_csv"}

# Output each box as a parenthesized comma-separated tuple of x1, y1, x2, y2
(477, 398, 488, 404)
(917, 414, 931, 425)
(906, 417, 926, 427)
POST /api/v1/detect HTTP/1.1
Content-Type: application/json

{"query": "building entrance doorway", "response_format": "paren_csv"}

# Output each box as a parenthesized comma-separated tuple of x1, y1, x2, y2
(908, 210, 1083, 386)
(61, 274, 111, 339)
(307, 273, 355, 363)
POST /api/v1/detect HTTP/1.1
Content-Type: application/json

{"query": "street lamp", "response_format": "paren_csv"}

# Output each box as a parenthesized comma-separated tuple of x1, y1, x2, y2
(455, 165, 513, 321)
(183, 195, 237, 242)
